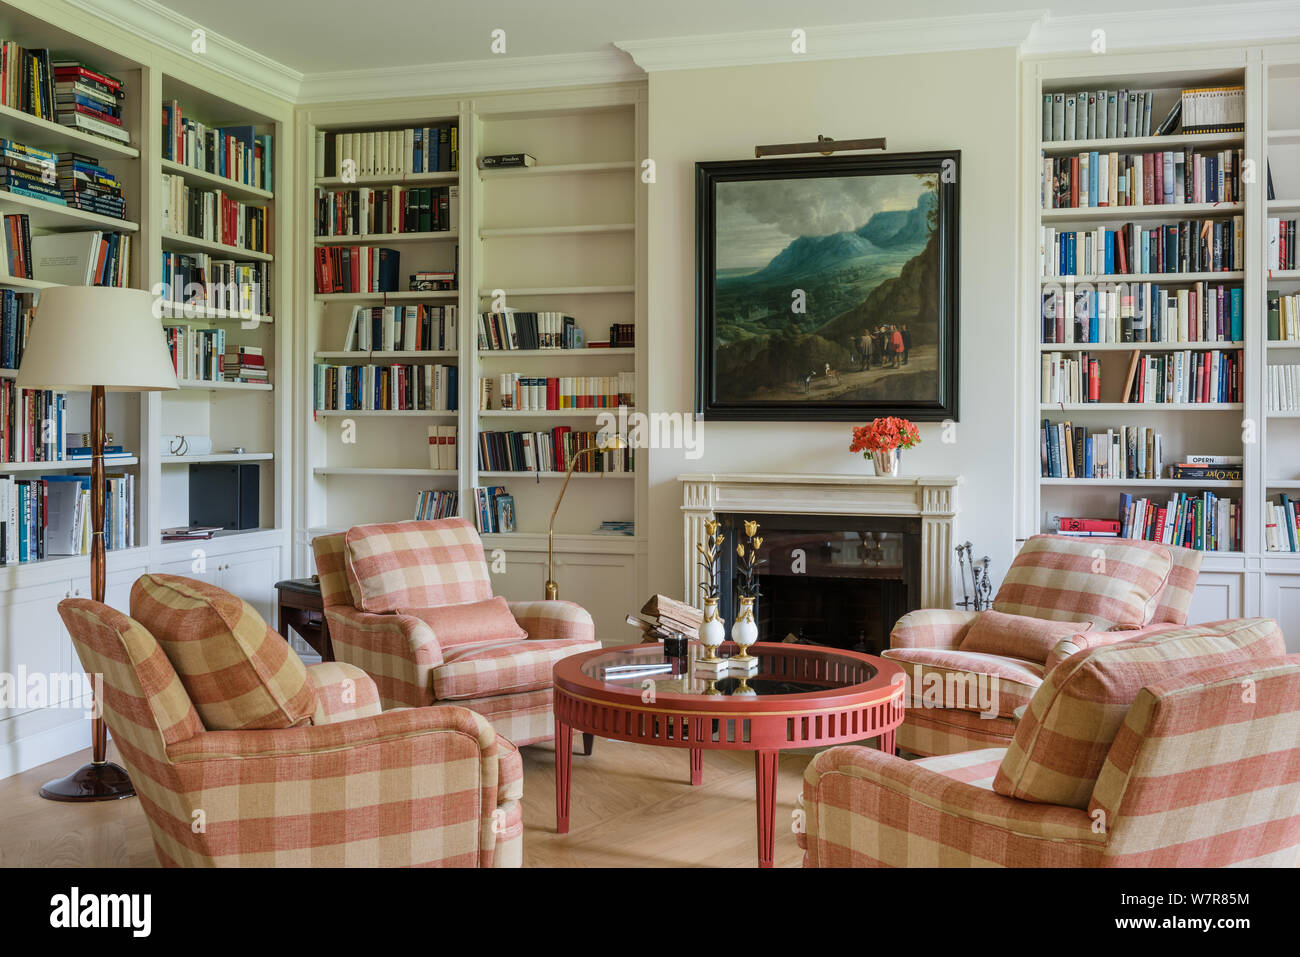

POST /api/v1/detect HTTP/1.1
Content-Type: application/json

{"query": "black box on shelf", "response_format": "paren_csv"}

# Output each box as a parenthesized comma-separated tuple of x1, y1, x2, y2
(189, 464, 260, 530)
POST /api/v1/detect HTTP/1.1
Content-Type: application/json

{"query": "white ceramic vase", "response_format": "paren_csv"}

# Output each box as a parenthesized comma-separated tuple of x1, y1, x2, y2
(700, 597, 726, 660)
(731, 596, 758, 656)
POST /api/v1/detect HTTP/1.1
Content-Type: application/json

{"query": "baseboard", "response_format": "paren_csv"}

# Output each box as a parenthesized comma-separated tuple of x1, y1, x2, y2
(0, 719, 92, 782)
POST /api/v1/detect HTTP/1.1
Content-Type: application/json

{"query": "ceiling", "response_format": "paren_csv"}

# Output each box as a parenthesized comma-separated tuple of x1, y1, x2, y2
(156, 0, 1248, 75)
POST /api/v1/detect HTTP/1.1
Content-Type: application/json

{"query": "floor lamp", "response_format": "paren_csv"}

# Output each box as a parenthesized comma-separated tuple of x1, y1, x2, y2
(17, 286, 178, 802)
(545, 434, 628, 600)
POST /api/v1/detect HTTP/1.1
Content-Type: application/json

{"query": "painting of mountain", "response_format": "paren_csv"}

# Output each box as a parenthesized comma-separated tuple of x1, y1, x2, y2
(696, 152, 959, 421)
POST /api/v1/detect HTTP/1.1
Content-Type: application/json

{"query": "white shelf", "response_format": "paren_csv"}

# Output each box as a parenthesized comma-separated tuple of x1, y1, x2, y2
(476, 285, 634, 297)
(1267, 411, 1300, 419)
(1040, 478, 1243, 488)
(161, 452, 273, 464)
(479, 408, 632, 418)
(479, 223, 634, 238)
(1266, 270, 1300, 282)
(176, 379, 273, 392)
(314, 467, 456, 477)
(162, 231, 273, 262)
(477, 161, 635, 178)
(477, 471, 634, 480)
(1268, 340, 1300, 349)
(0, 274, 56, 291)
(0, 190, 138, 232)
(314, 231, 458, 245)
(1266, 199, 1300, 213)
(1040, 272, 1244, 284)
(157, 302, 273, 325)
(0, 102, 139, 159)
(1040, 202, 1242, 223)
(1038, 341, 1243, 351)
(479, 531, 638, 554)
(1039, 403, 1243, 411)
(314, 409, 457, 417)
(315, 171, 458, 188)
(1268, 128, 1300, 144)
(1040, 131, 1243, 153)
(160, 158, 273, 201)
(315, 350, 457, 360)
(315, 290, 457, 302)
(1, 457, 139, 472)
(478, 348, 635, 358)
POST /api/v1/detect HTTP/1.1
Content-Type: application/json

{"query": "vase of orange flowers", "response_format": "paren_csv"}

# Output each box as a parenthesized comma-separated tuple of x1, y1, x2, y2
(850, 417, 921, 477)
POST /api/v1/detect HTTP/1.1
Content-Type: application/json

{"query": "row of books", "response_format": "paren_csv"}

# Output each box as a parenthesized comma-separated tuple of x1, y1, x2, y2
(1267, 290, 1300, 341)
(1041, 422, 1163, 480)
(31, 230, 131, 287)
(1, 213, 32, 278)
(1040, 352, 1100, 404)
(224, 346, 267, 385)
(0, 384, 65, 464)
(318, 125, 459, 178)
(314, 186, 459, 236)
(470, 485, 513, 535)
(0, 471, 135, 565)
(163, 325, 227, 383)
(1267, 364, 1300, 413)
(1041, 218, 1244, 277)
(161, 175, 272, 254)
(162, 103, 273, 193)
(477, 429, 635, 474)
(160, 252, 272, 319)
(594, 520, 634, 537)
(1041, 88, 1168, 141)
(342, 304, 457, 352)
(478, 311, 578, 351)
(0, 49, 128, 146)
(1041, 282, 1242, 345)
(426, 424, 457, 470)
(0, 290, 35, 369)
(1, 139, 62, 208)
(414, 489, 458, 521)
(58, 152, 125, 218)
(1265, 495, 1300, 552)
(609, 323, 635, 348)
(1118, 490, 1240, 552)
(313, 363, 458, 412)
(481, 374, 636, 411)
(1267, 219, 1297, 272)
(1043, 148, 1242, 210)
(313, 245, 400, 294)
(1123, 349, 1241, 404)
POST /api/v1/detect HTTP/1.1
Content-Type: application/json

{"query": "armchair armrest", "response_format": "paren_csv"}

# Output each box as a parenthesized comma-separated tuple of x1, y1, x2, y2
(307, 661, 382, 724)
(166, 706, 514, 867)
(323, 606, 444, 708)
(508, 600, 595, 642)
(889, 609, 979, 651)
(1044, 623, 1182, 672)
(802, 745, 1103, 868)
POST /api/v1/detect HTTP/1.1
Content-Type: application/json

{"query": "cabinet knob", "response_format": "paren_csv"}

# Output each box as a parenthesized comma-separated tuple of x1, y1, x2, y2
(74, 588, 81, 596)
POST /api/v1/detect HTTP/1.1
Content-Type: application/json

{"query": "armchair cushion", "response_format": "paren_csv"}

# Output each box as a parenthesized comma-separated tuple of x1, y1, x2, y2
(993, 617, 1287, 810)
(992, 535, 1173, 629)
(889, 609, 979, 651)
(1150, 544, 1203, 625)
(397, 597, 528, 649)
(343, 518, 492, 613)
(507, 600, 596, 642)
(307, 662, 382, 724)
(959, 609, 1093, 663)
(433, 637, 601, 700)
(130, 574, 317, 731)
(881, 647, 1043, 718)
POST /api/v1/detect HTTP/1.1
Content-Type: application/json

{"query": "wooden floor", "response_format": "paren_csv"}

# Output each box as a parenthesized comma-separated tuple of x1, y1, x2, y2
(0, 737, 816, 868)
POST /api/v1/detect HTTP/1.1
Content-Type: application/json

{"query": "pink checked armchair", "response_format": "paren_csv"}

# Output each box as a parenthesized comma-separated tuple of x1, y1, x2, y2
(885, 534, 1203, 756)
(60, 578, 521, 867)
(803, 619, 1300, 867)
(312, 518, 600, 749)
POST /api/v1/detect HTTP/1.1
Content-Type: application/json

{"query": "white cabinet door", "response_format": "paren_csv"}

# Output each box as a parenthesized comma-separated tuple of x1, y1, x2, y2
(1262, 573, 1300, 653)
(1187, 572, 1244, 626)
(217, 547, 280, 623)
(152, 551, 220, 586)
(0, 578, 73, 720)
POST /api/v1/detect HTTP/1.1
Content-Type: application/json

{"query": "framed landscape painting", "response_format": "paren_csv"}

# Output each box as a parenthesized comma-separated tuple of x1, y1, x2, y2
(695, 151, 959, 421)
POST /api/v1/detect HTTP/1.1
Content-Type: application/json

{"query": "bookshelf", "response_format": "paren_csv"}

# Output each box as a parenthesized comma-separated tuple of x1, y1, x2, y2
(1021, 47, 1300, 642)
(299, 86, 647, 636)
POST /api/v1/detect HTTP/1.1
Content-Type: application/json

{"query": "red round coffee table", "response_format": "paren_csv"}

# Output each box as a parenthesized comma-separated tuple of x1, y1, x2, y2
(552, 640, 905, 867)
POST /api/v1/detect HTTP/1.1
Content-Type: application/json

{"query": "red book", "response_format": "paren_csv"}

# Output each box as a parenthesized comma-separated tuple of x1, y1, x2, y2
(1070, 156, 1079, 208)
(1089, 358, 1101, 401)
(350, 246, 360, 293)
(72, 103, 122, 126)
(53, 65, 122, 91)
(1059, 517, 1122, 533)
(546, 377, 558, 410)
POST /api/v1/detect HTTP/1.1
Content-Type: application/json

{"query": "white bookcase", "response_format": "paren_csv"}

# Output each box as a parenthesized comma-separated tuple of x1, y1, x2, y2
(298, 85, 648, 639)
(1020, 45, 1300, 648)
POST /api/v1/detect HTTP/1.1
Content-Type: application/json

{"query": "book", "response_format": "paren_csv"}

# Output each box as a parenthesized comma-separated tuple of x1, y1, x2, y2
(478, 153, 536, 168)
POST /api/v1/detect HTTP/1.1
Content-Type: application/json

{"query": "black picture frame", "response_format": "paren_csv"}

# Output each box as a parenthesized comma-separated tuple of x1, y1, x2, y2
(695, 151, 959, 421)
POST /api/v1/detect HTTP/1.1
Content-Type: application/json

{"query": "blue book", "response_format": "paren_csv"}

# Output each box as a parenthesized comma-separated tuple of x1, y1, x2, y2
(1089, 151, 1098, 206)
(1230, 288, 1243, 341)
(4, 183, 67, 205)
(1088, 289, 1099, 342)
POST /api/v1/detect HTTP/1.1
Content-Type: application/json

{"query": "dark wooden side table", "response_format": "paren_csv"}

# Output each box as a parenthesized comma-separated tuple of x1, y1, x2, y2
(275, 577, 333, 661)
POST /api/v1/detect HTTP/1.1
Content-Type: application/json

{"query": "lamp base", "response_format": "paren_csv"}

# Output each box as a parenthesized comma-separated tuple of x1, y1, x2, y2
(39, 762, 135, 802)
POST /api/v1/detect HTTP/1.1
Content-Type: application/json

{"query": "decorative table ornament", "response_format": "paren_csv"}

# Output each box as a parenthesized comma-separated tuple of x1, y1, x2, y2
(697, 517, 727, 663)
(850, 417, 921, 477)
(731, 520, 764, 661)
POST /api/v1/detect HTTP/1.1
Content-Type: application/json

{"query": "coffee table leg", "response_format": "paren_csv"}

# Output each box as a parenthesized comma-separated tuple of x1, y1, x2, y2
(555, 719, 573, 834)
(689, 717, 706, 786)
(880, 729, 897, 756)
(755, 750, 778, 868)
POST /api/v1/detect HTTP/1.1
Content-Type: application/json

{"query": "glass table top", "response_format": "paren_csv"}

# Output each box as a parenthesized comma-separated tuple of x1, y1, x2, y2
(577, 641, 879, 699)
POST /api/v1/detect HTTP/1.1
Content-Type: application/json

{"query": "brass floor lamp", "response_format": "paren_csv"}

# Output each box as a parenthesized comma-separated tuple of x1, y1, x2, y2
(545, 434, 628, 600)
(17, 286, 178, 801)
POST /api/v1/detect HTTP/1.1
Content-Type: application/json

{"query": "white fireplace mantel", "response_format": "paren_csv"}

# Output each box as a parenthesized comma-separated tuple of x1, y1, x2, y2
(678, 472, 962, 609)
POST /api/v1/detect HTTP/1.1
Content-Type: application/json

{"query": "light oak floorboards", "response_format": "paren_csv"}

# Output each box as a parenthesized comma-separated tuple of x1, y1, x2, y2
(0, 738, 818, 867)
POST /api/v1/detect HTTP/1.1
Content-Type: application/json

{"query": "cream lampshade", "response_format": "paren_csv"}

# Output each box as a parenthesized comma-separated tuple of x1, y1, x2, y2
(16, 284, 176, 804)
(15, 286, 178, 392)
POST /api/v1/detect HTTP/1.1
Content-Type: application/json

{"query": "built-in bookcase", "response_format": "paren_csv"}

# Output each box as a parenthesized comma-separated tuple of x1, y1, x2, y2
(299, 86, 647, 634)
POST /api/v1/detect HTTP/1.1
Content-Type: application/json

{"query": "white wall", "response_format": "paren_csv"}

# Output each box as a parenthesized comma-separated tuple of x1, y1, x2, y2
(645, 48, 1021, 600)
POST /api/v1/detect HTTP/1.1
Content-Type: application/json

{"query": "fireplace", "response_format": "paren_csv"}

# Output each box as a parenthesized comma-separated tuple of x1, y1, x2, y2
(680, 472, 961, 650)
(716, 513, 921, 653)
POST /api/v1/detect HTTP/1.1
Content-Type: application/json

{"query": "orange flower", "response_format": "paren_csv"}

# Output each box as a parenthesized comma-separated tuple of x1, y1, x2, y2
(849, 417, 921, 454)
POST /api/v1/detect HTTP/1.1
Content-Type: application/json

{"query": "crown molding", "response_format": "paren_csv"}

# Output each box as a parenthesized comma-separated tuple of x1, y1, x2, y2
(614, 11, 1049, 71)
(296, 49, 643, 104)
(1023, 1, 1300, 54)
(66, 0, 303, 101)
